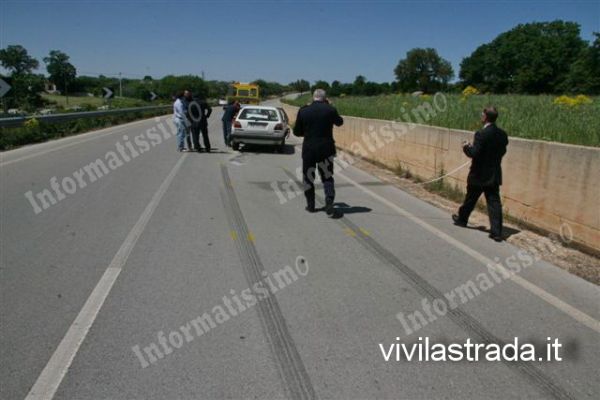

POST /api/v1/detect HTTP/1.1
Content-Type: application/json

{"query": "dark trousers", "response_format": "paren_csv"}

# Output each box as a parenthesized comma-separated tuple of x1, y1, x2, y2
(458, 184, 503, 237)
(302, 155, 335, 207)
(191, 123, 202, 150)
(191, 122, 211, 151)
(222, 121, 232, 146)
(200, 122, 211, 150)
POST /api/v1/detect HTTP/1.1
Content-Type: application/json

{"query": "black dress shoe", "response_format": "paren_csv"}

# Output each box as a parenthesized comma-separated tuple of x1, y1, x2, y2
(489, 234, 503, 242)
(324, 203, 334, 217)
(452, 214, 467, 227)
(305, 205, 316, 213)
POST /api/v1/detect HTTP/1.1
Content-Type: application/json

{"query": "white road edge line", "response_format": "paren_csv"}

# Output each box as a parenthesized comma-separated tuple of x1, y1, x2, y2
(336, 169, 600, 335)
(24, 154, 188, 400)
(0, 116, 167, 168)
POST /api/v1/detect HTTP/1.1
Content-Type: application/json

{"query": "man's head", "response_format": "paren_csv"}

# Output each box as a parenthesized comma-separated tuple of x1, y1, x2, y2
(184, 90, 192, 100)
(481, 106, 498, 124)
(174, 91, 184, 99)
(313, 89, 327, 102)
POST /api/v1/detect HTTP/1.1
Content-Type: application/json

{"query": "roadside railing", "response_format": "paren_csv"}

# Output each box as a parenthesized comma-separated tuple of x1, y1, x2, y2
(0, 105, 171, 128)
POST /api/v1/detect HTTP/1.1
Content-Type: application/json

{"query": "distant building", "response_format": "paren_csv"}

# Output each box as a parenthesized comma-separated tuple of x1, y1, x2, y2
(44, 82, 60, 94)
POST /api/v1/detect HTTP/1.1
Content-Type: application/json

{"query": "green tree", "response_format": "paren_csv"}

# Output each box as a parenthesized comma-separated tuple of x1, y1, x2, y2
(251, 79, 288, 98)
(43, 50, 77, 93)
(3, 73, 45, 111)
(290, 79, 310, 94)
(329, 80, 342, 96)
(0, 45, 44, 111)
(394, 48, 454, 93)
(158, 75, 208, 99)
(560, 32, 600, 94)
(206, 80, 230, 99)
(0, 45, 39, 75)
(311, 80, 330, 93)
(459, 21, 587, 94)
(352, 75, 367, 95)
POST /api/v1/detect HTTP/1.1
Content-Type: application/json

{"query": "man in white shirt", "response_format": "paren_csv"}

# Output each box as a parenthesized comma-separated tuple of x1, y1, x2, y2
(173, 91, 188, 152)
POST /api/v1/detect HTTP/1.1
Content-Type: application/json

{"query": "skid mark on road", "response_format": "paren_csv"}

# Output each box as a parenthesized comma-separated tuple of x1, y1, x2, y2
(282, 168, 575, 400)
(336, 169, 600, 335)
(220, 164, 316, 400)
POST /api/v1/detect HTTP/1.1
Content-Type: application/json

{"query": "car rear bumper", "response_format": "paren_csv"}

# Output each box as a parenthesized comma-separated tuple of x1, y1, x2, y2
(231, 131, 285, 145)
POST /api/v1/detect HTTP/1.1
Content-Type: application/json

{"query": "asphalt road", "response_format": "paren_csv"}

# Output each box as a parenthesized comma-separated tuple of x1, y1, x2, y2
(1, 103, 599, 400)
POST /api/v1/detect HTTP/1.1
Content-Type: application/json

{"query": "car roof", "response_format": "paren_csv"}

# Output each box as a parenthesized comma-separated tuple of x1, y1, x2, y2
(239, 105, 279, 110)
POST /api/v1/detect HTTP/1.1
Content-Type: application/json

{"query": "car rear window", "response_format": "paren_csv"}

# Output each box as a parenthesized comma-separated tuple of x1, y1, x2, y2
(238, 108, 279, 122)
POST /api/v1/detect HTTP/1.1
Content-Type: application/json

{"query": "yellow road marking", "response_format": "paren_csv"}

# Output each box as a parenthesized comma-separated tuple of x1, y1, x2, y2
(359, 227, 371, 236)
(230, 230, 238, 241)
(247, 232, 255, 242)
(344, 228, 356, 237)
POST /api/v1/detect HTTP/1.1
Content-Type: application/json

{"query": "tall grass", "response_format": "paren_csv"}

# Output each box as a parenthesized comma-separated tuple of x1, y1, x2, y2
(285, 94, 600, 147)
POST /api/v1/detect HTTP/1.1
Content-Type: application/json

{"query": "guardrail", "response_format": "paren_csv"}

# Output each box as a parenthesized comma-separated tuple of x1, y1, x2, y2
(0, 105, 171, 128)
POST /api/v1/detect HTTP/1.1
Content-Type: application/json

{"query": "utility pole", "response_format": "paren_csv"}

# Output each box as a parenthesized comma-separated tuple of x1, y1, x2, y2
(119, 72, 123, 98)
(65, 77, 69, 105)
(62, 63, 69, 105)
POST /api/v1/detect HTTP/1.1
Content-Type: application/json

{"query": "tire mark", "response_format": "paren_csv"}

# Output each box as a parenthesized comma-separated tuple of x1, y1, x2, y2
(282, 168, 574, 400)
(221, 164, 316, 400)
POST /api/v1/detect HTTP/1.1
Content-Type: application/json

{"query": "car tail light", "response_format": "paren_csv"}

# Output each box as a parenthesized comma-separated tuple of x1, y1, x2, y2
(234, 121, 242, 128)
(274, 123, 283, 131)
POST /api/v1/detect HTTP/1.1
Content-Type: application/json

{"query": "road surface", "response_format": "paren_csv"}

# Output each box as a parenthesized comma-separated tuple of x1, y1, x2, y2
(1, 102, 599, 400)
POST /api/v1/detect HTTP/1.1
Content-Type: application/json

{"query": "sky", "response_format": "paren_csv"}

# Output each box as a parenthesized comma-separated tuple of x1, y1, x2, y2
(1, 0, 599, 84)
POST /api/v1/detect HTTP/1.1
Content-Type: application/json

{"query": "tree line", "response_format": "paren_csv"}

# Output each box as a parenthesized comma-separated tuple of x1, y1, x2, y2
(296, 20, 599, 96)
(0, 47, 292, 111)
(1, 19, 598, 112)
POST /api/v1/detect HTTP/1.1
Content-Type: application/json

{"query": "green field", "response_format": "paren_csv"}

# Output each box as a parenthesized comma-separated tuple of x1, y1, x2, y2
(284, 93, 600, 147)
(41, 93, 151, 109)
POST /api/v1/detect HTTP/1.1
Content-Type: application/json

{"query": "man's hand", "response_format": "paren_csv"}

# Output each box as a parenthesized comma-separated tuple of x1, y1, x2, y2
(462, 140, 470, 147)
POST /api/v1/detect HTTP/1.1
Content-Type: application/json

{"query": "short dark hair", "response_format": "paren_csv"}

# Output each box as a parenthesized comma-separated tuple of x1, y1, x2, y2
(483, 106, 498, 123)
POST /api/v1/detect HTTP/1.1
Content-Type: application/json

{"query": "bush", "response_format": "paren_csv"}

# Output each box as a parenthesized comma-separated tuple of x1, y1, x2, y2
(0, 109, 169, 150)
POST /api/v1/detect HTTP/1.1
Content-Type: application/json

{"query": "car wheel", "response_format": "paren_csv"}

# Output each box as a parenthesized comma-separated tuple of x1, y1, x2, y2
(278, 139, 285, 153)
(232, 142, 240, 151)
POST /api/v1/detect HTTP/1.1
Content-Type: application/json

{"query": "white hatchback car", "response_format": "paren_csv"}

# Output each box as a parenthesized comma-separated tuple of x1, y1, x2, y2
(230, 106, 290, 151)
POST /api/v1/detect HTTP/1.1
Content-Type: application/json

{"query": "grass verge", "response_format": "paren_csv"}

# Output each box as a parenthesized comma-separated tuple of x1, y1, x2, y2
(285, 93, 599, 147)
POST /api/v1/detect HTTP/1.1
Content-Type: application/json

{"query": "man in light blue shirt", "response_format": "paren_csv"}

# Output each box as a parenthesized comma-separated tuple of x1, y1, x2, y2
(173, 91, 188, 152)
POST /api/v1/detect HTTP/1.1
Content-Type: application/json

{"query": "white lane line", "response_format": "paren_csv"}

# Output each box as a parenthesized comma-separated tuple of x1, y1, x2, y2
(0, 116, 167, 168)
(25, 154, 188, 400)
(336, 169, 600, 335)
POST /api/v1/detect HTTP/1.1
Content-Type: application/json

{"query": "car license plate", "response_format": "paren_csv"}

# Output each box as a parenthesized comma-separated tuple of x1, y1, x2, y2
(249, 122, 267, 128)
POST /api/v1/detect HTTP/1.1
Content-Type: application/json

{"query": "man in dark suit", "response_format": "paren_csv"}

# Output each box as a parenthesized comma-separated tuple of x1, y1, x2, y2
(293, 89, 344, 216)
(189, 96, 213, 152)
(453, 107, 509, 241)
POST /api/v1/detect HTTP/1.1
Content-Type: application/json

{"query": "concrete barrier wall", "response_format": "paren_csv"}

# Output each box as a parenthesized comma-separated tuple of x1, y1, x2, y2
(282, 103, 600, 252)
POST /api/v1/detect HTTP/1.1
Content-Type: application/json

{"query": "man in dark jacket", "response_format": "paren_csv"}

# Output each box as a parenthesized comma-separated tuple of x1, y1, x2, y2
(198, 98, 213, 152)
(221, 100, 239, 147)
(453, 106, 509, 241)
(293, 89, 344, 216)
(189, 96, 212, 152)
(183, 90, 193, 150)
